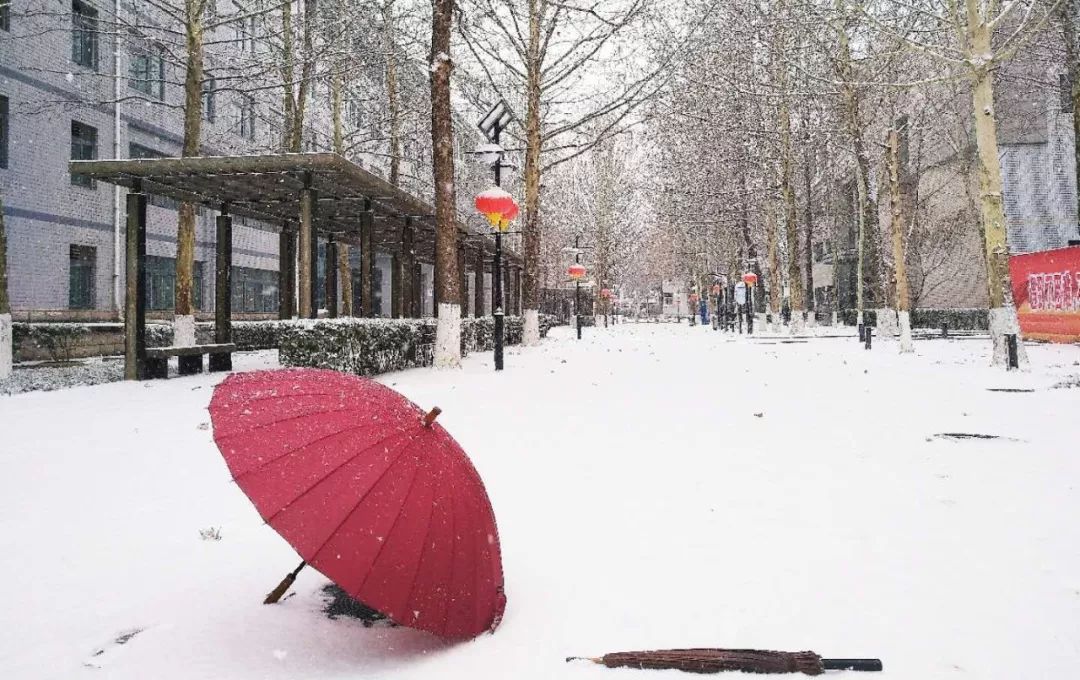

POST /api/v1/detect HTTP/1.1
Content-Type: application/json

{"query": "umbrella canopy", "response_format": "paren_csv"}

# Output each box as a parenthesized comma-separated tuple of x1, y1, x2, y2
(209, 368, 506, 640)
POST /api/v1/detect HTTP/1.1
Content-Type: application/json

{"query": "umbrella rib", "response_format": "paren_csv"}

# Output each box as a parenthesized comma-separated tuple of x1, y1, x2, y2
(398, 462, 444, 628)
(440, 471, 461, 639)
(355, 449, 427, 598)
(264, 429, 416, 525)
(304, 429, 427, 561)
(230, 417, 387, 483)
(216, 406, 357, 443)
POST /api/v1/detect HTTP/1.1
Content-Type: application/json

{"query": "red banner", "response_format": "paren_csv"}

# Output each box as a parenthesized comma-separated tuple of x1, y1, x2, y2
(1009, 245, 1080, 343)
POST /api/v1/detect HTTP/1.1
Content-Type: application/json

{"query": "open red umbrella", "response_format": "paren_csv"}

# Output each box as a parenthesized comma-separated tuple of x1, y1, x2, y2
(209, 368, 506, 640)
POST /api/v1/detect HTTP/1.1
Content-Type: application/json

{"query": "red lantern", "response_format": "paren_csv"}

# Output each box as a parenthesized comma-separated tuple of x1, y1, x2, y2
(600, 288, 612, 299)
(475, 187, 516, 228)
(742, 272, 758, 286)
(568, 263, 586, 280)
(499, 201, 519, 231)
(711, 284, 721, 296)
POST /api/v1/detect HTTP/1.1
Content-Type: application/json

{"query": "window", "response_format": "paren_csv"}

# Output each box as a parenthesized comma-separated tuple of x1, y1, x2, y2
(1061, 73, 1074, 114)
(70, 120, 97, 187)
(72, 0, 99, 70)
(232, 267, 279, 313)
(202, 74, 215, 122)
(0, 95, 8, 169)
(130, 43, 165, 100)
(237, 94, 255, 140)
(69, 245, 97, 309)
(145, 255, 204, 311)
(234, 15, 256, 52)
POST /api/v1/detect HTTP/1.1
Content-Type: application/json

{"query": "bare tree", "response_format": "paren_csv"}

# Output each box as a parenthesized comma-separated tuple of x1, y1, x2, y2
(863, 0, 1065, 367)
(430, 0, 462, 366)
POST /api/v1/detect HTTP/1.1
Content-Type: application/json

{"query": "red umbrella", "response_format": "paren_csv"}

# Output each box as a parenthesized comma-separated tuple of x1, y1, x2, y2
(209, 368, 506, 640)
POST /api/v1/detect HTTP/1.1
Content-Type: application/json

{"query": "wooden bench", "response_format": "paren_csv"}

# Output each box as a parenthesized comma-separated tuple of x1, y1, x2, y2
(144, 343, 237, 379)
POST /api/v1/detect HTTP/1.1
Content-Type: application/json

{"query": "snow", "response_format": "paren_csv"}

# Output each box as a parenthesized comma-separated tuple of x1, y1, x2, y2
(2, 325, 1080, 679)
(0, 312, 11, 379)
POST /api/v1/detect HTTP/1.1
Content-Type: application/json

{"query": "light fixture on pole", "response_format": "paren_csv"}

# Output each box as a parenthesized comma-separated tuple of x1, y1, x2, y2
(742, 271, 758, 334)
(474, 99, 517, 371)
(568, 255, 587, 340)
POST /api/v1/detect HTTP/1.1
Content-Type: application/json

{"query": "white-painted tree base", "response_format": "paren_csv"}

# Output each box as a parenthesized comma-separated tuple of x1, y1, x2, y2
(831, 311, 838, 326)
(790, 313, 806, 334)
(806, 313, 817, 328)
(989, 306, 1029, 369)
(522, 309, 540, 346)
(876, 308, 899, 337)
(898, 310, 914, 353)
(434, 303, 462, 369)
(0, 313, 12, 379)
(173, 315, 195, 347)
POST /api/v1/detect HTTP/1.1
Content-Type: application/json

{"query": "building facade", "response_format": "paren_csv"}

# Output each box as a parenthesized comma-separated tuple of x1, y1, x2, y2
(0, 0, 488, 321)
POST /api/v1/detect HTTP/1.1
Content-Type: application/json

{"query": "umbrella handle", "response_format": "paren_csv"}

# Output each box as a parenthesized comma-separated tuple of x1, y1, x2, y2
(264, 561, 306, 604)
(422, 407, 442, 427)
(822, 659, 883, 672)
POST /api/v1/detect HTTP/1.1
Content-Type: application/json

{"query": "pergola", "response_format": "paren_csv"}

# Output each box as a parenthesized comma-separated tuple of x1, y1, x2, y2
(70, 153, 525, 379)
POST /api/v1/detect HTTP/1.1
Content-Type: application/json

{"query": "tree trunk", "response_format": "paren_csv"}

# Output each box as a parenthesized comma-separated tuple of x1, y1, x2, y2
(969, 25, 1027, 366)
(767, 199, 781, 323)
(835, 0, 878, 324)
(887, 127, 913, 352)
(330, 60, 353, 315)
(174, 0, 205, 347)
(281, 0, 296, 150)
(521, 0, 543, 346)
(0, 197, 11, 379)
(430, 0, 461, 367)
(1062, 0, 1080, 234)
(384, 0, 403, 186)
(773, 3, 802, 330)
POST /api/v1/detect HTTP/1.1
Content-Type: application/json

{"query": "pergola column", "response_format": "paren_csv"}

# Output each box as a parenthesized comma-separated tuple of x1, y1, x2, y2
(298, 174, 317, 319)
(457, 244, 467, 317)
(401, 218, 415, 318)
(413, 261, 423, 317)
(124, 181, 147, 380)
(211, 204, 233, 372)
(391, 252, 403, 318)
(473, 249, 485, 317)
(360, 203, 376, 317)
(325, 233, 338, 318)
(278, 230, 296, 319)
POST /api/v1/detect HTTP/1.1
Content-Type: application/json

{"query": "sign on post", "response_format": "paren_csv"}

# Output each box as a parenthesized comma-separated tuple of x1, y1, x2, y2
(734, 281, 747, 305)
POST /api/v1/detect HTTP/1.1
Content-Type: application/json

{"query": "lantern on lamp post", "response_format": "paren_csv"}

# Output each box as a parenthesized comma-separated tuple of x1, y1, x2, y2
(742, 272, 758, 334)
(569, 260, 586, 339)
(475, 187, 519, 370)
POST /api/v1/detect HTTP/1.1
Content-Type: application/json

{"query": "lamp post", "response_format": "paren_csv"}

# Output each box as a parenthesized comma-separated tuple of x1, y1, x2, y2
(568, 244, 587, 339)
(742, 271, 758, 334)
(475, 100, 515, 371)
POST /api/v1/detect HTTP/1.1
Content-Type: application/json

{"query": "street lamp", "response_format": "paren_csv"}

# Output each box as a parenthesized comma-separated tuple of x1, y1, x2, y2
(474, 99, 517, 371)
(742, 271, 758, 334)
(568, 260, 586, 339)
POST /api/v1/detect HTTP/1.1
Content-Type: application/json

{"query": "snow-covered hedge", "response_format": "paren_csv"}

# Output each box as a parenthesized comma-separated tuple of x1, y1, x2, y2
(280, 315, 558, 376)
(839, 308, 988, 331)
(911, 308, 989, 331)
(12, 324, 89, 362)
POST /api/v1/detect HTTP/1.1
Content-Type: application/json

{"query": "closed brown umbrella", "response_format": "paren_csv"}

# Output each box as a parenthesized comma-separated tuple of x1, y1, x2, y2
(567, 648, 882, 675)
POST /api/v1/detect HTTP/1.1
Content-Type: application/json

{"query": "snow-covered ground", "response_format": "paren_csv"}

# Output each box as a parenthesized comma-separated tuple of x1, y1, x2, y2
(2, 323, 1079, 679)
